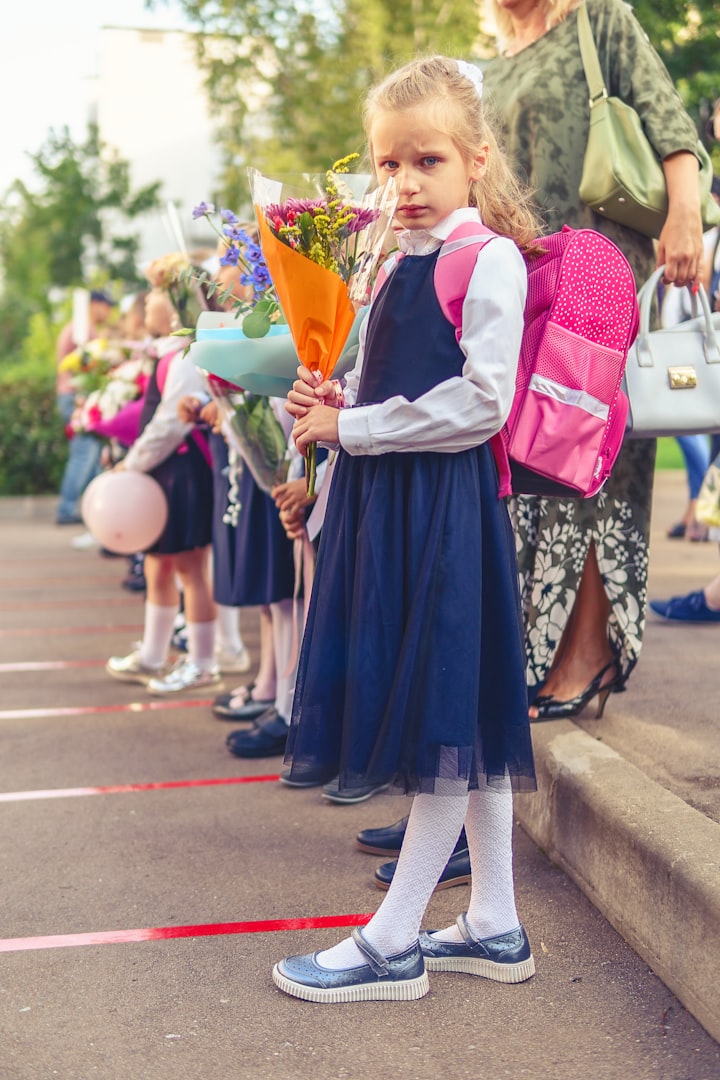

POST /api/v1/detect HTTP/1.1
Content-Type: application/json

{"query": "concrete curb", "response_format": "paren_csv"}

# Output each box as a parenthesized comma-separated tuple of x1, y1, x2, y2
(515, 722, 720, 1043)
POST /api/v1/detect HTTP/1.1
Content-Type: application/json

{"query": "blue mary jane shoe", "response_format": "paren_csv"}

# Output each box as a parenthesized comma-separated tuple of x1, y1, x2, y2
(419, 913, 535, 983)
(272, 926, 429, 1003)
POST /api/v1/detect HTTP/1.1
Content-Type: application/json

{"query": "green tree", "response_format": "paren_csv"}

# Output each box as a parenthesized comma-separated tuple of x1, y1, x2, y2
(0, 124, 162, 356)
(154, 0, 720, 198)
(151, 0, 482, 204)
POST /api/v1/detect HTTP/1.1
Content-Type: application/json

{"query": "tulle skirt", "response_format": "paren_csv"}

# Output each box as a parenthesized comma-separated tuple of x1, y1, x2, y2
(285, 444, 536, 796)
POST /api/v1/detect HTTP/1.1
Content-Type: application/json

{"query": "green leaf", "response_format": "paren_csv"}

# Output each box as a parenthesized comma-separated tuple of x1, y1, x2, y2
(242, 307, 272, 338)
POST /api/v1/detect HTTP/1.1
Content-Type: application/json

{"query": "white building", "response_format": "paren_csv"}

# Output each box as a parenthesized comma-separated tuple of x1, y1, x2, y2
(95, 26, 224, 268)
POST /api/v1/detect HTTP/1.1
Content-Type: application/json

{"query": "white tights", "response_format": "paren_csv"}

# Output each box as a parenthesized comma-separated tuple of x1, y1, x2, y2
(317, 781, 519, 970)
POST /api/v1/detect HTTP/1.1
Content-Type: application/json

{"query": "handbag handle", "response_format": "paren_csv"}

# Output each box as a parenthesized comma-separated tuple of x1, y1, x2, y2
(635, 266, 720, 367)
(577, 2, 607, 107)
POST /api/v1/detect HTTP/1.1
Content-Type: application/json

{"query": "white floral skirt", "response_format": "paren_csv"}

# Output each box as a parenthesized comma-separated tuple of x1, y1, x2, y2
(509, 438, 656, 697)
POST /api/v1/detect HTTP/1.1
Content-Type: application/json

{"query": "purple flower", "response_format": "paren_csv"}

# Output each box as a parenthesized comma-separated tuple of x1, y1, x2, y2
(220, 245, 240, 267)
(192, 201, 215, 218)
(345, 208, 380, 234)
(220, 208, 239, 224)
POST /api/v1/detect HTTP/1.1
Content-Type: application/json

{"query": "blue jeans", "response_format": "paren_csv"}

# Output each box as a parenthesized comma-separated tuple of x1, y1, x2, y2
(56, 394, 103, 523)
(676, 435, 711, 499)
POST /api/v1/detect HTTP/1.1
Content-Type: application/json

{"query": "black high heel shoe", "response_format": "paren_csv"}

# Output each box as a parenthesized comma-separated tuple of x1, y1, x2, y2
(530, 659, 623, 722)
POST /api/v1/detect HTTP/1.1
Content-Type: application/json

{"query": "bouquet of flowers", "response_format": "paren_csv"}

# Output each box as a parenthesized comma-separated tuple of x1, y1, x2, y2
(181, 208, 292, 499)
(249, 155, 398, 493)
(207, 376, 290, 500)
(58, 337, 121, 398)
(73, 347, 156, 445)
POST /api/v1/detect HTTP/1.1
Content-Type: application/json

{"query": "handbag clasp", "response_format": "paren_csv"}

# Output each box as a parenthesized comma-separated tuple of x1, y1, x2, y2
(668, 366, 697, 389)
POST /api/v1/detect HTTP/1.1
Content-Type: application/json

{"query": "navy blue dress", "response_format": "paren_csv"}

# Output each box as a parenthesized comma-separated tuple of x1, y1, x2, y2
(284, 250, 535, 795)
(138, 357, 213, 555)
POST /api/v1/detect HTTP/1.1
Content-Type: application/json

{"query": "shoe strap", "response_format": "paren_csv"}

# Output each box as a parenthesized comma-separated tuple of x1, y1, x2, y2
(350, 927, 389, 976)
(456, 913, 479, 948)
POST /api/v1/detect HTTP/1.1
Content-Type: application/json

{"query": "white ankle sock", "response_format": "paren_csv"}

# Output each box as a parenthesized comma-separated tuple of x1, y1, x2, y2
(215, 604, 245, 654)
(185, 620, 216, 671)
(139, 603, 178, 669)
(430, 780, 519, 944)
(270, 598, 297, 722)
(316, 792, 468, 970)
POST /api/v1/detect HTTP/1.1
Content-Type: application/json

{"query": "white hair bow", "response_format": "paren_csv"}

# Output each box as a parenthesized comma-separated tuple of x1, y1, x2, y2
(456, 60, 484, 100)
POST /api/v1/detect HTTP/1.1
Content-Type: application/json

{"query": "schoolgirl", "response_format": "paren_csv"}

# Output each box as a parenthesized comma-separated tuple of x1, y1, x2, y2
(106, 284, 218, 694)
(273, 55, 541, 1002)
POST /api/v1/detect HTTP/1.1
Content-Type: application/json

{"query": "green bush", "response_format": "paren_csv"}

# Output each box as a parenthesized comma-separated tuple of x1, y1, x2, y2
(0, 376, 68, 494)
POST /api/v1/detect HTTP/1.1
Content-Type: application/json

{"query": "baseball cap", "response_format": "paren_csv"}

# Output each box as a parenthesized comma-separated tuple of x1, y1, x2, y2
(90, 289, 118, 306)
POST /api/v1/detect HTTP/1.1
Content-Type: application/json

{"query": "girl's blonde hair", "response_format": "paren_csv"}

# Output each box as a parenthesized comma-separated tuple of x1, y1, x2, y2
(484, 0, 580, 54)
(363, 55, 543, 254)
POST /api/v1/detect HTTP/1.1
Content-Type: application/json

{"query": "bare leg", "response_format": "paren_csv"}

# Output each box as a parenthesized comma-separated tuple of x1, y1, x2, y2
(529, 543, 615, 715)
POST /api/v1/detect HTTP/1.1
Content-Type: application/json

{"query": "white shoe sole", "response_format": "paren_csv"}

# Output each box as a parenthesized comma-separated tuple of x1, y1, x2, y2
(146, 677, 224, 696)
(271, 965, 429, 1003)
(423, 954, 535, 982)
(105, 665, 159, 685)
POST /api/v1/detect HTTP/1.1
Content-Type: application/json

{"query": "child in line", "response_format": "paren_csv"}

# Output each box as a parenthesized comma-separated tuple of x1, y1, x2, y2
(273, 55, 539, 1003)
(106, 284, 218, 694)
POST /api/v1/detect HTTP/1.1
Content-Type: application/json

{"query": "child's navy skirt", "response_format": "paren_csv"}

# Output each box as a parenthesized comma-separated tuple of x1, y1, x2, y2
(219, 460, 295, 607)
(285, 442, 535, 795)
(148, 437, 213, 555)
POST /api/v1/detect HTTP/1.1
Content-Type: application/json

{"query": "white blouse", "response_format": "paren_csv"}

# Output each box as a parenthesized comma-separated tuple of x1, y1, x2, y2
(123, 337, 208, 473)
(337, 207, 527, 456)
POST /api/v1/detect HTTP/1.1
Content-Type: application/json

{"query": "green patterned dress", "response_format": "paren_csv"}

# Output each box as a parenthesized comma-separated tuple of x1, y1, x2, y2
(483, 0, 699, 693)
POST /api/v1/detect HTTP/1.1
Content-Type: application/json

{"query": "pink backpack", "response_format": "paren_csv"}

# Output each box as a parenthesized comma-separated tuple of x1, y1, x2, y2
(438, 222, 638, 497)
(378, 223, 638, 498)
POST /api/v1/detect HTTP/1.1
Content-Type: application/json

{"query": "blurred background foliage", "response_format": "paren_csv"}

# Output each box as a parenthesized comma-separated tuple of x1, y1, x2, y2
(149, 0, 720, 204)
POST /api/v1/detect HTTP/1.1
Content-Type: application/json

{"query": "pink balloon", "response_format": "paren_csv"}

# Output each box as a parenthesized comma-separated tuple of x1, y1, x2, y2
(81, 471, 168, 554)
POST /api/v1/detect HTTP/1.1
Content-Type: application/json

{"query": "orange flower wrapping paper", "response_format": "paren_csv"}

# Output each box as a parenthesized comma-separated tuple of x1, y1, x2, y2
(255, 211, 357, 380)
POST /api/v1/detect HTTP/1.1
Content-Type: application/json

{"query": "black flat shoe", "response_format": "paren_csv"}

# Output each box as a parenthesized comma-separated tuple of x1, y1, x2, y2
(531, 659, 623, 722)
(374, 847, 471, 892)
(225, 709, 289, 758)
(356, 819, 468, 857)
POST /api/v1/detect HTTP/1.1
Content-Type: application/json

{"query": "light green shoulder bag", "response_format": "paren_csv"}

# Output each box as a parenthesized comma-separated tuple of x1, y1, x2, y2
(577, 2, 719, 239)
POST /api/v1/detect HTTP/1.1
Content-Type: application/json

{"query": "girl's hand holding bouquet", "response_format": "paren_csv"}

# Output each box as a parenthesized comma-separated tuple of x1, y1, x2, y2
(287, 365, 342, 456)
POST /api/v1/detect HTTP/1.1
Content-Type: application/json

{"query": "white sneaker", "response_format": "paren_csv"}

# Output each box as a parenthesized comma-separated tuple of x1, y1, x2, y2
(215, 644, 252, 674)
(147, 659, 223, 696)
(106, 650, 169, 684)
(71, 530, 99, 550)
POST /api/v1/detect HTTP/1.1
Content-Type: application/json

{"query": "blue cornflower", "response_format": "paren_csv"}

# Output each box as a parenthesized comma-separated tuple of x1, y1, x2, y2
(220, 208, 239, 224)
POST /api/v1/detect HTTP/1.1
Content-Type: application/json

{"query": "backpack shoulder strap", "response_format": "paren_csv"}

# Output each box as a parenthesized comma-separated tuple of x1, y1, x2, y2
(434, 222, 498, 341)
(433, 222, 512, 498)
(156, 347, 212, 470)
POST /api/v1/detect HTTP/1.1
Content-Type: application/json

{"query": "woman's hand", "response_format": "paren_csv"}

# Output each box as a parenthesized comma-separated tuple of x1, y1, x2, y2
(292, 406, 340, 456)
(286, 365, 342, 419)
(658, 152, 705, 287)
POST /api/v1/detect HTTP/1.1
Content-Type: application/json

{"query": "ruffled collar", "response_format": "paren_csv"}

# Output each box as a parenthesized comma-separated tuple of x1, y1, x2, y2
(396, 207, 483, 255)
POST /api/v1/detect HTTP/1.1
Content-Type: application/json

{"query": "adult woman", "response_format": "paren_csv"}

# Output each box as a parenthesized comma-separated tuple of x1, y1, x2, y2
(483, 0, 705, 718)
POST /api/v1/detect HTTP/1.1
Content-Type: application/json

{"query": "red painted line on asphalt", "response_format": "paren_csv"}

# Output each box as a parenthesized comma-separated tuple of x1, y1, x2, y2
(0, 660, 107, 673)
(0, 914, 373, 953)
(0, 774, 281, 802)
(0, 699, 214, 720)
(0, 624, 144, 638)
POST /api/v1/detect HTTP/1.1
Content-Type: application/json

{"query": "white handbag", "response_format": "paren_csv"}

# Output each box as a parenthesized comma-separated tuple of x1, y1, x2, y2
(624, 266, 720, 437)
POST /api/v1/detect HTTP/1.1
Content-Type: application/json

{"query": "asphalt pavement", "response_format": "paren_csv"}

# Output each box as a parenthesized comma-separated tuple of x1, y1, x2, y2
(1, 471, 718, 1080)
